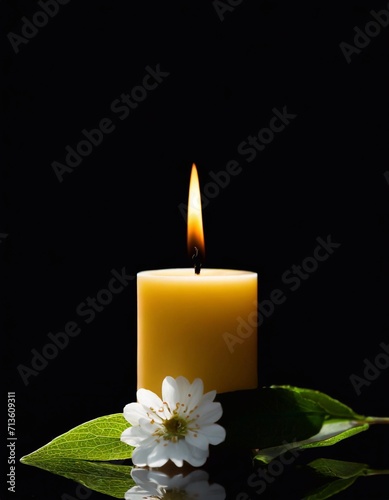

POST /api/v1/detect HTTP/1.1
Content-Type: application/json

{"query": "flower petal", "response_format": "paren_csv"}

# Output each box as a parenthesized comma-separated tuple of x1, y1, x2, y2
(120, 426, 141, 446)
(186, 480, 226, 499)
(198, 424, 226, 445)
(124, 485, 156, 499)
(161, 376, 181, 412)
(202, 389, 217, 402)
(130, 468, 167, 496)
(186, 430, 210, 450)
(144, 441, 173, 467)
(131, 441, 168, 467)
(130, 468, 151, 486)
(168, 470, 208, 489)
(185, 443, 209, 467)
(185, 378, 205, 412)
(162, 376, 204, 415)
(137, 416, 163, 435)
(164, 439, 187, 467)
(133, 469, 170, 489)
(174, 375, 192, 397)
(123, 402, 148, 425)
(195, 401, 223, 426)
(121, 427, 154, 447)
(136, 388, 164, 411)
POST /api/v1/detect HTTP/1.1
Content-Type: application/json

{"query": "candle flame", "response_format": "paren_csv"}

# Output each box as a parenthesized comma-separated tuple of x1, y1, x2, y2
(187, 163, 205, 265)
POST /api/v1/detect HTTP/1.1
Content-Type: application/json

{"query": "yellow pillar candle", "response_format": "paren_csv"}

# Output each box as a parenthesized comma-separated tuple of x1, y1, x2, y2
(136, 163, 258, 394)
(137, 268, 258, 394)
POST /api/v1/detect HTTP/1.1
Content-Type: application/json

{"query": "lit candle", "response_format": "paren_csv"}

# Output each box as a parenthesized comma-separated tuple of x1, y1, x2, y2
(137, 164, 258, 394)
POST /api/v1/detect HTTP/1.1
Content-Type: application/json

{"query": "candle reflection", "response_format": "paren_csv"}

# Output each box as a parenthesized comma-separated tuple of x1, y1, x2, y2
(125, 467, 226, 500)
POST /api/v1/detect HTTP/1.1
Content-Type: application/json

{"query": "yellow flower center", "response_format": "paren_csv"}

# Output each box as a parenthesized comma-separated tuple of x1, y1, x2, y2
(162, 415, 188, 441)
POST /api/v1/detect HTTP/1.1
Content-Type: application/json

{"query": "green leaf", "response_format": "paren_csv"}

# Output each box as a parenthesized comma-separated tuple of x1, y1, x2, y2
(306, 457, 369, 479)
(20, 414, 133, 463)
(250, 386, 370, 463)
(300, 421, 369, 449)
(303, 475, 359, 499)
(254, 421, 369, 463)
(301, 458, 389, 500)
(273, 386, 365, 421)
(217, 387, 326, 450)
(19, 459, 135, 499)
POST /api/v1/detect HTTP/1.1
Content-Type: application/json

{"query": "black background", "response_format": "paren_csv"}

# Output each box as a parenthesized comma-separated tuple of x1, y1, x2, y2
(2, 1, 389, 498)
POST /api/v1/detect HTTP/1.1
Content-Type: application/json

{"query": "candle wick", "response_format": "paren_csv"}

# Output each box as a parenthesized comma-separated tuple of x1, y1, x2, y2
(192, 247, 202, 275)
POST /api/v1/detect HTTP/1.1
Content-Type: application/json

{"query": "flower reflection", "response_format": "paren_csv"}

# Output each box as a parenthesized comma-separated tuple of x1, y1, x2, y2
(125, 467, 226, 499)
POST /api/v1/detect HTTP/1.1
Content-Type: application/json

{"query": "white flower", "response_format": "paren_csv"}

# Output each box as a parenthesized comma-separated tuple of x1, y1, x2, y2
(120, 375, 226, 467)
(125, 468, 226, 499)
